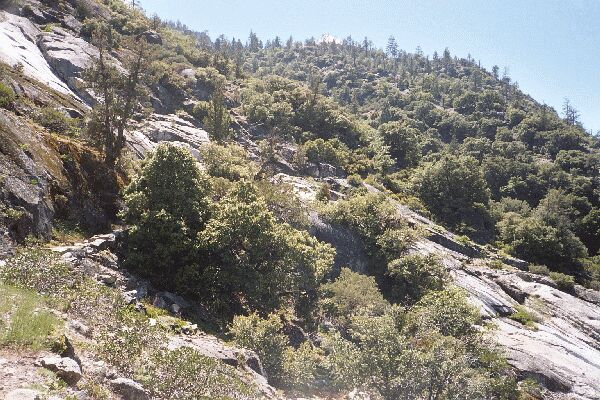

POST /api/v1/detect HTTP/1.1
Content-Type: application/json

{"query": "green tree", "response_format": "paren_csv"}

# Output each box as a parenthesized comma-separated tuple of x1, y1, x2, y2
(387, 254, 448, 304)
(204, 87, 232, 141)
(378, 121, 421, 168)
(121, 144, 210, 285)
(415, 155, 492, 236)
(197, 182, 334, 317)
(320, 268, 389, 330)
(85, 23, 153, 166)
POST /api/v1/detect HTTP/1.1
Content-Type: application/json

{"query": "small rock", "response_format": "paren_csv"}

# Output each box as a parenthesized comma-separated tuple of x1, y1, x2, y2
(153, 296, 167, 309)
(69, 320, 91, 337)
(123, 290, 138, 304)
(5, 388, 42, 400)
(181, 323, 198, 335)
(98, 274, 117, 285)
(148, 318, 157, 327)
(170, 303, 181, 314)
(40, 356, 82, 384)
(110, 377, 150, 400)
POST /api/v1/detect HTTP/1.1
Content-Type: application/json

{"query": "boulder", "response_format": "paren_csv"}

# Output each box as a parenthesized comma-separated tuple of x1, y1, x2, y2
(126, 113, 209, 160)
(168, 336, 265, 377)
(109, 378, 149, 400)
(138, 30, 162, 44)
(39, 356, 82, 384)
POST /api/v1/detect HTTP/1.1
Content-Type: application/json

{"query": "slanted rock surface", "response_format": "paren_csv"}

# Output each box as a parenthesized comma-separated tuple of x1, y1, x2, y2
(0, 11, 77, 97)
(127, 113, 210, 159)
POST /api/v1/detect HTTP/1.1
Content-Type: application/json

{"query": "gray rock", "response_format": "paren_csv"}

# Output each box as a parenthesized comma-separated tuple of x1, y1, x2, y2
(138, 30, 162, 45)
(347, 389, 371, 400)
(98, 273, 117, 285)
(5, 389, 42, 400)
(126, 114, 209, 160)
(0, 11, 78, 96)
(69, 320, 91, 337)
(168, 336, 265, 377)
(40, 356, 82, 384)
(109, 378, 149, 400)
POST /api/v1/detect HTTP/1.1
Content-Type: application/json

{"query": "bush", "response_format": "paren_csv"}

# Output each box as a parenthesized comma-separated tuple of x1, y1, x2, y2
(320, 268, 389, 329)
(549, 271, 575, 292)
(229, 313, 288, 385)
(323, 193, 416, 268)
(386, 254, 448, 304)
(35, 107, 79, 136)
(408, 287, 480, 338)
(414, 154, 492, 235)
(199, 142, 257, 181)
(509, 306, 539, 329)
(0, 82, 16, 109)
(191, 100, 210, 120)
(346, 174, 362, 186)
(528, 264, 550, 276)
(141, 347, 256, 399)
(196, 181, 335, 318)
(301, 138, 350, 168)
(282, 342, 322, 390)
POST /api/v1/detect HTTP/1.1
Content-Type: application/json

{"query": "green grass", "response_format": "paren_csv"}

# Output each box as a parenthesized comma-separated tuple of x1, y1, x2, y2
(0, 284, 60, 349)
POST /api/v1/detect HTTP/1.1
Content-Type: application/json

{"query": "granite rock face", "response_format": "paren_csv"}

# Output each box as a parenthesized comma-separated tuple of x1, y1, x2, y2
(0, 11, 78, 97)
(126, 113, 210, 160)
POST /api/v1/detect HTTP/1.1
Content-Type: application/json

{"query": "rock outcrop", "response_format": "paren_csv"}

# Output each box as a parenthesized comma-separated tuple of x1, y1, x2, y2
(0, 11, 78, 98)
(127, 113, 210, 160)
(37, 25, 98, 102)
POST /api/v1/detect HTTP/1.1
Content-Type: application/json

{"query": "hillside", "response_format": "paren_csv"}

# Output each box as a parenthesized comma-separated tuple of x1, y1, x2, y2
(0, 1, 599, 399)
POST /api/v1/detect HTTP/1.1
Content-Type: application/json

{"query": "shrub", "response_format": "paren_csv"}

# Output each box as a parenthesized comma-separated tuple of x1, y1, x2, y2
(282, 342, 322, 390)
(191, 100, 210, 120)
(549, 271, 575, 292)
(229, 313, 288, 385)
(509, 306, 539, 329)
(35, 107, 79, 136)
(386, 254, 448, 304)
(528, 264, 550, 276)
(196, 181, 334, 318)
(320, 268, 389, 329)
(0, 82, 16, 109)
(199, 142, 257, 181)
(0, 248, 82, 300)
(346, 174, 362, 186)
(414, 154, 492, 235)
(141, 347, 256, 399)
(408, 287, 480, 338)
(323, 193, 417, 275)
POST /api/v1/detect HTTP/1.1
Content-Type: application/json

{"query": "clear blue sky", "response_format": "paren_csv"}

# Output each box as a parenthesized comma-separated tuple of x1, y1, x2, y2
(138, 0, 600, 132)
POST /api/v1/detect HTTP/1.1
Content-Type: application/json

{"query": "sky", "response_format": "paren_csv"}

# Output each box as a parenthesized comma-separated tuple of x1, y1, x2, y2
(138, 0, 600, 132)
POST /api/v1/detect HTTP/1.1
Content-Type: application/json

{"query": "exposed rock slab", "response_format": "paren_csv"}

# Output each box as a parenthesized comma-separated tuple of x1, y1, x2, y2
(0, 11, 77, 98)
(127, 113, 210, 159)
